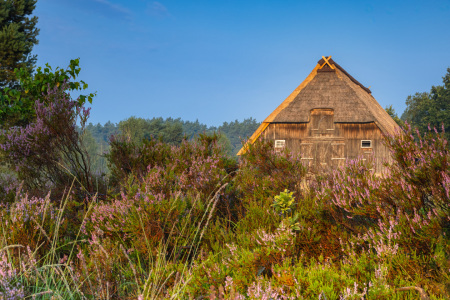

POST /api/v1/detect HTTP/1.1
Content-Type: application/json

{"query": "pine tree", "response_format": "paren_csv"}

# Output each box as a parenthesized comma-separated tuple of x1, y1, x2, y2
(0, 0, 39, 89)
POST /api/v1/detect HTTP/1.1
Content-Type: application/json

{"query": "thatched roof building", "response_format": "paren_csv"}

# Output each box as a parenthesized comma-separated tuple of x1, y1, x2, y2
(238, 56, 400, 173)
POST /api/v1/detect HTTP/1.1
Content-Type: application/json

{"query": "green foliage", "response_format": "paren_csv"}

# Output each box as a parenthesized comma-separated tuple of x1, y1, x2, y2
(84, 117, 260, 160)
(216, 118, 260, 155)
(401, 67, 450, 138)
(86, 121, 119, 145)
(83, 121, 117, 176)
(0, 0, 39, 90)
(385, 105, 405, 128)
(273, 189, 295, 216)
(16, 58, 94, 105)
(181, 118, 210, 138)
(216, 133, 233, 156)
(118, 116, 184, 146)
(273, 189, 300, 231)
(1, 126, 449, 299)
(105, 131, 235, 193)
(80, 129, 108, 177)
(0, 58, 96, 127)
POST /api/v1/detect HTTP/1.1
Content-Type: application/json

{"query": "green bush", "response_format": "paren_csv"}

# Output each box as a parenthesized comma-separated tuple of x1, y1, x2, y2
(1, 128, 449, 299)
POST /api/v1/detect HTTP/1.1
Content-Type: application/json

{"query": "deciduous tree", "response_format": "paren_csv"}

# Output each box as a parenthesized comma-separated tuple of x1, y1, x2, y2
(0, 59, 95, 128)
(385, 105, 404, 128)
(401, 68, 450, 138)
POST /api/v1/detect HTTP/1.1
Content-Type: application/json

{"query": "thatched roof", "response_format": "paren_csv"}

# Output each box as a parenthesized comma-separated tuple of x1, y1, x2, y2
(237, 56, 400, 155)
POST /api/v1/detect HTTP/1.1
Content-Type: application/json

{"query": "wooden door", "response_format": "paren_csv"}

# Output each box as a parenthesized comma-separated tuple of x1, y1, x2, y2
(360, 147, 374, 170)
(314, 141, 331, 171)
(300, 142, 313, 170)
(331, 142, 346, 167)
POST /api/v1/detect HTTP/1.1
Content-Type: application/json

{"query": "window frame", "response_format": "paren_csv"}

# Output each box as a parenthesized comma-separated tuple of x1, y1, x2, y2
(274, 139, 286, 148)
(361, 140, 372, 148)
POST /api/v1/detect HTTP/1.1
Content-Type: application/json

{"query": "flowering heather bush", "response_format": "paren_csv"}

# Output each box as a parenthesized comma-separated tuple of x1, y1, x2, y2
(88, 134, 231, 244)
(224, 219, 296, 288)
(318, 125, 449, 249)
(0, 192, 59, 253)
(0, 82, 95, 199)
(316, 124, 450, 296)
(1, 125, 450, 299)
(385, 123, 450, 215)
(0, 251, 25, 299)
(230, 140, 342, 260)
(106, 132, 235, 190)
(234, 139, 308, 200)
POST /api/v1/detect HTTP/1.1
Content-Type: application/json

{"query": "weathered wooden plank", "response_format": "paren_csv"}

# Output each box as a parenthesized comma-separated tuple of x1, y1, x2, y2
(261, 120, 391, 174)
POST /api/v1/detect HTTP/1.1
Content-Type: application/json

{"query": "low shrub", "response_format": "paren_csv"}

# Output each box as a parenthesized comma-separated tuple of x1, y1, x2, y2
(0, 125, 449, 299)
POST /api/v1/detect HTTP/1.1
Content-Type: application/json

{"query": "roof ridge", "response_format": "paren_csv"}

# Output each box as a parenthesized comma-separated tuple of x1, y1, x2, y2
(318, 57, 372, 94)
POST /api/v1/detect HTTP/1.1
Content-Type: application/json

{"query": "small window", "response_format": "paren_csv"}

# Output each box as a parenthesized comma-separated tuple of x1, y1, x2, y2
(274, 140, 285, 148)
(361, 140, 372, 148)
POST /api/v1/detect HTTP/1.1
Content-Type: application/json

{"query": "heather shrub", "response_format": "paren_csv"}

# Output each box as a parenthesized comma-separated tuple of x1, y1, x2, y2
(0, 192, 60, 255)
(385, 123, 449, 216)
(187, 249, 398, 299)
(94, 132, 237, 256)
(1, 124, 450, 299)
(106, 132, 236, 190)
(232, 140, 308, 233)
(231, 140, 341, 260)
(71, 136, 234, 297)
(0, 250, 25, 299)
(0, 191, 89, 299)
(91, 134, 232, 238)
(0, 83, 99, 201)
(316, 124, 450, 297)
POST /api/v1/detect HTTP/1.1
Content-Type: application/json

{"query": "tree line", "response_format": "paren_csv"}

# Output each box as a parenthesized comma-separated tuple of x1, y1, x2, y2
(85, 117, 260, 153)
(82, 117, 260, 175)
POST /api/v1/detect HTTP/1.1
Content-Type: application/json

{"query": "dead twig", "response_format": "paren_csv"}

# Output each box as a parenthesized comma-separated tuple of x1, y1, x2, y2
(396, 286, 430, 300)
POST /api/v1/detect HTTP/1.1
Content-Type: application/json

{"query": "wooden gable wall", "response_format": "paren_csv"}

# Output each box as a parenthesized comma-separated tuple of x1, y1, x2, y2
(261, 112, 391, 173)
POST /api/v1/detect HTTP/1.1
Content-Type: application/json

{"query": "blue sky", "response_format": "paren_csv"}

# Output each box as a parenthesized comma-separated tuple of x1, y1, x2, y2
(34, 0, 450, 126)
